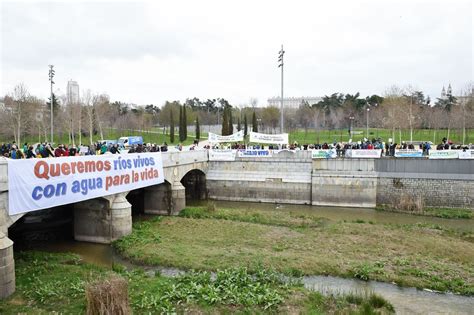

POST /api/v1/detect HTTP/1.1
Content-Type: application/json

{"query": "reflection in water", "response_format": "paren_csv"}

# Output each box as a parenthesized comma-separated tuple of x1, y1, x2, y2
(14, 201, 474, 314)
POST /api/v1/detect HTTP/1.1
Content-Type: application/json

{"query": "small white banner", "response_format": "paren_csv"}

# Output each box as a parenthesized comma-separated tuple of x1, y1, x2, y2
(345, 149, 382, 158)
(209, 149, 236, 161)
(311, 149, 337, 159)
(237, 150, 272, 157)
(458, 150, 474, 159)
(208, 130, 244, 143)
(7, 153, 164, 215)
(428, 150, 459, 159)
(394, 149, 423, 158)
(79, 146, 90, 154)
(249, 132, 289, 144)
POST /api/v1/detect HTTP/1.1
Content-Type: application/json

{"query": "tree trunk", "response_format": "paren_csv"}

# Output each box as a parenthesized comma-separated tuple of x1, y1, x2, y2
(78, 105, 82, 145)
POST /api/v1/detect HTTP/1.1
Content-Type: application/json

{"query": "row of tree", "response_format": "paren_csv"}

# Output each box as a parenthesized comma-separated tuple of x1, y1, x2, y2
(1, 83, 473, 145)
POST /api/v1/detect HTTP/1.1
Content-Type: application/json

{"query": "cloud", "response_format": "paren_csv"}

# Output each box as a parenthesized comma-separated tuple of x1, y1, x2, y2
(1, 0, 472, 105)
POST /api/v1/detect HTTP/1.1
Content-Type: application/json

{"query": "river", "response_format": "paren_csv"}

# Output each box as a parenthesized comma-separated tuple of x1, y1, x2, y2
(16, 201, 474, 314)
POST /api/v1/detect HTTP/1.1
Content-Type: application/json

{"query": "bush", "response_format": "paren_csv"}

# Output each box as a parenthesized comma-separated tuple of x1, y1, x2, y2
(85, 276, 131, 315)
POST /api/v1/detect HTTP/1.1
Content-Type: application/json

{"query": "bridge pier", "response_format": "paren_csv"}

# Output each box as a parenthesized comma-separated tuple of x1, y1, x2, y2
(144, 182, 186, 215)
(0, 232, 14, 298)
(74, 193, 132, 244)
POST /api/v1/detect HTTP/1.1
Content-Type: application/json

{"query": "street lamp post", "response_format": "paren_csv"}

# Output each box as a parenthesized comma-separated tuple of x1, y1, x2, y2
(278, 45, 285, 134)
(48, 65, 55, 144)
(366, 107, 370, 140)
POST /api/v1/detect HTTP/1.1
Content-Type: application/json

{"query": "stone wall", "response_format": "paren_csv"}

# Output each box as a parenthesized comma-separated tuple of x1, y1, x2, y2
(207, 151, 312, 204)
(375, 159, 474, 209)
(311, 158, 378, 207)
(377, 177, 474, 208)
(208, 155, 473, 209)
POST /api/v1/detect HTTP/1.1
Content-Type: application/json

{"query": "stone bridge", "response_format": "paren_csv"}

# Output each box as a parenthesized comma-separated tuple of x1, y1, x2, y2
(0, 150, 208, 298)
(0, 150, 472, 298)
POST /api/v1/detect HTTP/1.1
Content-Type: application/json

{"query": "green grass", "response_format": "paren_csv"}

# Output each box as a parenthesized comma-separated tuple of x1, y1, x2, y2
(4, 127, 473, 146)
(376, 206, 473, 219)
(114, 206, 474, 295)
(287, 128, 474, 144)
(424, 208, 473, 219)
(0, 251, 394, 314)
(0, 128, 200, 146)
(304, 291, 394, 314)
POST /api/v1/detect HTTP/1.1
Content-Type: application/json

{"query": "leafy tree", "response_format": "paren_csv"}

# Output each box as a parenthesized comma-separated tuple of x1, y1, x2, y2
(313, 93, 344, 127)
(228, 107, 233, 135)
(183, 104, 188, 141)
(222, 106, 229, 135)
(262, 106, 280, 132)
(46, 93, 61, 118)
(159, 101, 180, 128)
(195, 116, 200, 140)
(366, 94, 384, 107)
(252, 111, 258, 132)
(179, 105, 184, 142)
(170, 110, 175, 143)
(244, 115, 248, 137)
(237, 117, 241, 131)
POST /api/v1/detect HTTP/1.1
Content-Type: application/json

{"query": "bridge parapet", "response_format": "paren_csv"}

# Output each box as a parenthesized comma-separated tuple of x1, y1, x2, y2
(0, 158, 7, 192)
(162, 150, 208, 167)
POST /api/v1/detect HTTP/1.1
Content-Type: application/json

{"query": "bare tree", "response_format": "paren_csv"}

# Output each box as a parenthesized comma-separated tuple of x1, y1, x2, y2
(93, 94, 110, 140)
(459, 82, 474, 144)
(82, 90, 94, 145)
(249, 97, 258, 109)
(10, 83, 30, 145)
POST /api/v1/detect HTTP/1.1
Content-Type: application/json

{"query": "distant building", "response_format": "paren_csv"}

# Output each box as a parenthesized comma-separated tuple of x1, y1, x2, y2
(267, 96, 322, 108)
(66, 80, 80, 104)
(439, 84, 472, 105)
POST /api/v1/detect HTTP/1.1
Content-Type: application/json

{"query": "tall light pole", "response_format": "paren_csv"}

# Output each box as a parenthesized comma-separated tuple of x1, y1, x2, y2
(278, 45, 285, 134)
(48, 65, 55, 144)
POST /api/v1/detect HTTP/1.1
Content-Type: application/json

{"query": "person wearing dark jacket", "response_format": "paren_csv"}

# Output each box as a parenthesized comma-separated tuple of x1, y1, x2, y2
(26, 146, 36, 159)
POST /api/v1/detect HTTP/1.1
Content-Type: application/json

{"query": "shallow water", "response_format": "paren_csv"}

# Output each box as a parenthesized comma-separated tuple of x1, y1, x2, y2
(30, 240, 474, 314)
(190, 200, 474, 232)
(304, 275, 473, 315)
(19, 201, 474, 314)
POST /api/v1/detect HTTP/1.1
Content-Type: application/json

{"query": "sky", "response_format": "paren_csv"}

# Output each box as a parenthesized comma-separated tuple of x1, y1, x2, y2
(1, 0, 472, 107)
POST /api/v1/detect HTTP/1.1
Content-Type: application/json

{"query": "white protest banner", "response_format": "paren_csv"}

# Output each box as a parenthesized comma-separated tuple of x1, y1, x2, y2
(311, 149, 337, 159)
(428, 150, 459, 159)
(458, 150, 474, 159)
(79, 146, 89, 154)
(394, 149, 423, 158)
(249, 132, 289, 144)
(237, 150, 272, 157)
(7, 153, 164, 215)
(209, 149, 236, 161)
(345, 149, 382, 158)
(208, 130, 244, 143)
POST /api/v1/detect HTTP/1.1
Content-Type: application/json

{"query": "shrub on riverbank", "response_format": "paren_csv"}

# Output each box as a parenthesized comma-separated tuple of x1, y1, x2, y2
(114, 206, 474, 295)
(0, 251, 394, 314)
(376, 205, 473, 219)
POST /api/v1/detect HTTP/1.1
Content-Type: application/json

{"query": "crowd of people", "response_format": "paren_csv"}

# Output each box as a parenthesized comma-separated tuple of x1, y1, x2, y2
(0, 141, 172, 159)
(1, 137, 472, 159)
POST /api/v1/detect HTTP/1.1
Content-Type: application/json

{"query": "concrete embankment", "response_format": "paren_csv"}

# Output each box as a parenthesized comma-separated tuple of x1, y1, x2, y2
(207, 151, 474, 209)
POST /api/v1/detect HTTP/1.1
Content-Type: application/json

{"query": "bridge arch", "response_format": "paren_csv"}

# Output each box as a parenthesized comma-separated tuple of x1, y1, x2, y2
(180, 169, 207, 201)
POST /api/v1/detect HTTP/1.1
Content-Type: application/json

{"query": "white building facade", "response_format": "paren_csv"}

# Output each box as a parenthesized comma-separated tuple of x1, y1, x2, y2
(66, 80, 80, 104)
(267, 96, 322, 108)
